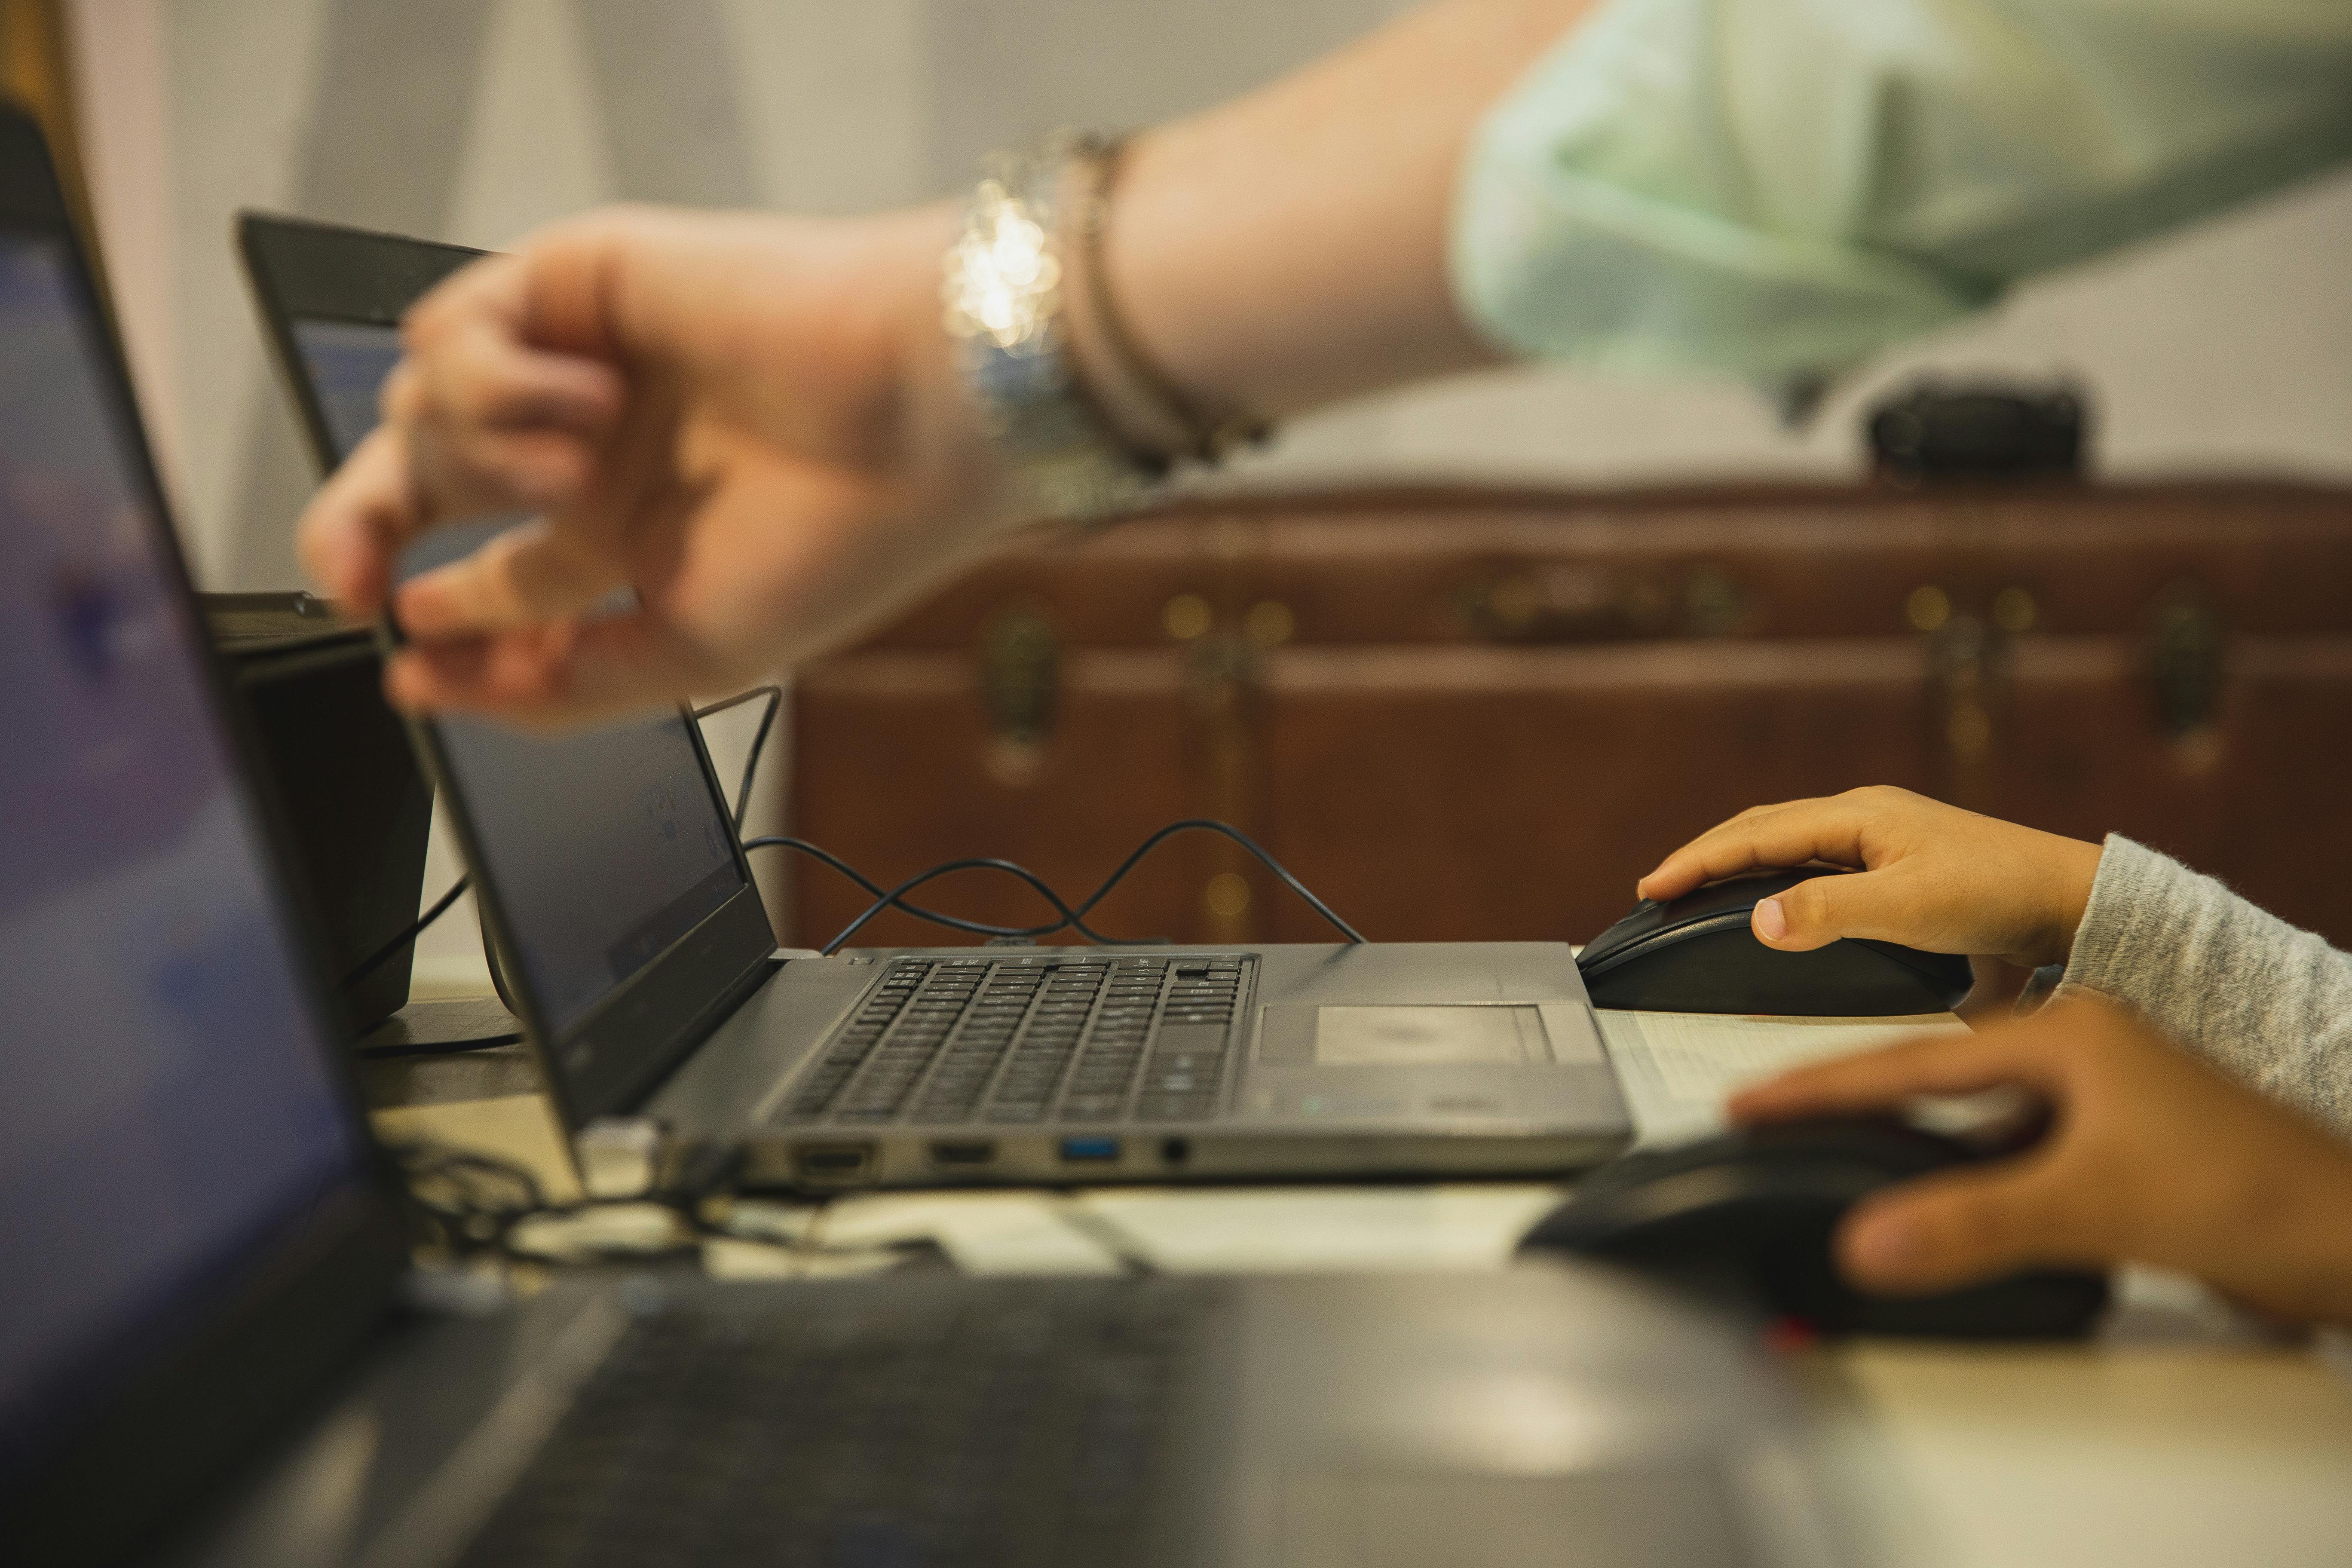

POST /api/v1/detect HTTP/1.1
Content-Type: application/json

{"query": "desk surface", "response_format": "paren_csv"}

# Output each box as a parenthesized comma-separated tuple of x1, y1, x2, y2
(366, 1036, 2352, 1568)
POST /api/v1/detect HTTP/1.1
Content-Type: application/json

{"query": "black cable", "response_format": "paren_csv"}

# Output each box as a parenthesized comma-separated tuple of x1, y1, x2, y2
(389, 1142, 935, 1267)
(692, 684, 783, 829)
(820, 855, 1142, 954)
(760, 818, 1365, 956)
(350, 695, 1359, 1004)
(1051, 1196, 1161, 1277)
(342, 875, 470, 990)
(1066, 820, 1367, 945)
(741, 836, 1054, 941)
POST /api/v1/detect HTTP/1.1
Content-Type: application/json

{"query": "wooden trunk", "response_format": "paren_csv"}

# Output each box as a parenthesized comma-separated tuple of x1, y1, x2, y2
(784, 482, 2352, 956)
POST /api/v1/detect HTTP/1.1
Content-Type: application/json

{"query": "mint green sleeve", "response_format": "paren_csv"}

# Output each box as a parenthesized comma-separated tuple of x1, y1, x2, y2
(1452, 0, 2352, 383)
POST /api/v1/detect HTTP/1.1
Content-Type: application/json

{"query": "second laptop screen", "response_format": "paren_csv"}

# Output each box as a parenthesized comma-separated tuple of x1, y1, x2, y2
(290, 319, 747, 1034)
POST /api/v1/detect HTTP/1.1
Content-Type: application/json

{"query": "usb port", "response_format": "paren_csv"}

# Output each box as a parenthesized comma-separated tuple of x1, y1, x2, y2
(1059, 1136, 1120, 1164)
(792, 1143, 875, 1183)
(928, 1140, 996, 1168)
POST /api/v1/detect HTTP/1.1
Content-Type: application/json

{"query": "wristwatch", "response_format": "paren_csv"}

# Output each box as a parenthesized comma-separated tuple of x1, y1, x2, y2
(940, 137, 1160, 523)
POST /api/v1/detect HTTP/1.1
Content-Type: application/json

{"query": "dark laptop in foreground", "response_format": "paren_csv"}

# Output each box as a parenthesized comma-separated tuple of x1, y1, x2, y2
(239, 213, 1634, 1190)
(2, 113, 1855, 1567)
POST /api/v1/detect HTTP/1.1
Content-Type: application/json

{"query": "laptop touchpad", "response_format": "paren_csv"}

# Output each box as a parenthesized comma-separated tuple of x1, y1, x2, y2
(1263, 1005, 1553, 1067)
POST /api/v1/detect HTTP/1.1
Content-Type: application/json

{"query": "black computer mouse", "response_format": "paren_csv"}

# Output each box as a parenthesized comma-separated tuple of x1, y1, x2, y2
(1519, 1115, 2110, 1339)
(1578, 867, 1975, 1015)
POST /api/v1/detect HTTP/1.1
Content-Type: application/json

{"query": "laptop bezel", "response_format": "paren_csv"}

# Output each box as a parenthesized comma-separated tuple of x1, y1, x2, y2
(237, 211, 482, 471)
(238, 212, 785, 1132)
(0, 112, 414, 1563)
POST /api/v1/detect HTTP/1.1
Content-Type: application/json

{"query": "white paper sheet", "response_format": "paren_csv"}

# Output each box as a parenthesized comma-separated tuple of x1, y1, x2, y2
(1599, 1010, 1971, 1146)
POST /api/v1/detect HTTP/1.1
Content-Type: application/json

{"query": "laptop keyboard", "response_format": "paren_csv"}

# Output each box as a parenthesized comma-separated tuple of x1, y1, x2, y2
(778, 955, 1251, 1127)
(457, 1277, 1215, 1568)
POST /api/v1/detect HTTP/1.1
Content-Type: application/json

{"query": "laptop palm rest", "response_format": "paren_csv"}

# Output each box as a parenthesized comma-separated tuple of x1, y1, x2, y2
(1236, 944, 1620, 1129)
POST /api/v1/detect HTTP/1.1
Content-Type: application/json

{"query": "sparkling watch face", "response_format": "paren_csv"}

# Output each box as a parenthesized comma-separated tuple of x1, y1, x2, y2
(942, 150, 1159, 519)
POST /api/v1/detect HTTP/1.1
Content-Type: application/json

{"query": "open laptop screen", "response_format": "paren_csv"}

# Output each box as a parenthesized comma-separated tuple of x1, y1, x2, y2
(0, 238, 368, 1481)
(289, 317, 402, 458)
(284, 315, 749, 1035)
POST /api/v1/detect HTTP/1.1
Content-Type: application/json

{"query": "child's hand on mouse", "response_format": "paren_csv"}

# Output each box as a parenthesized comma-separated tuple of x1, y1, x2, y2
(1730, 997, 2352, 1326)
(1636, 786, 2103, 969)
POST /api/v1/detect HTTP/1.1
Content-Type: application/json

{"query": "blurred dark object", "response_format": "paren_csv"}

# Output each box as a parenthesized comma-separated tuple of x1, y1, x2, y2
(0, 2, 102, 271)
(1868, 381, 2086, 484)
(205, 593, 515, 1050)
(1519, 1114, 2110, 1339)
(784, 482, 2352, 955)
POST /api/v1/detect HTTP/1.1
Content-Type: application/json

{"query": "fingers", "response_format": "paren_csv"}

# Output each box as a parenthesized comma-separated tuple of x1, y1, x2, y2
(397, 253, 623, 439)
(1731, 1015, 2094, 1293)
(294, 237, 634, 621)
(1727, 1000, 2331, 1302)
(392, 517, 628, 637)
(1754, 867, 1923, 952)
(1635, 789, 1965, 953)
(383, 609, 720, 725)
(297, 426, 423, 615)
(394, 254, 625, 515)
(1728, 1026, 2058, 1124)
(1636, 795, 1871, 902)
(1837, 1160, 2069, 1292)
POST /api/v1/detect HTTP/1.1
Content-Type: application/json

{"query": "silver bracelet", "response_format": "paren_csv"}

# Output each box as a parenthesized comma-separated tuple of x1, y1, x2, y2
(940, 137, 1161, 523)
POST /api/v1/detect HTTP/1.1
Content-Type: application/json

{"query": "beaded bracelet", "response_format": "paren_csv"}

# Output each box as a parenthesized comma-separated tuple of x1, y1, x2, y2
(1066, 134, 1270, 465)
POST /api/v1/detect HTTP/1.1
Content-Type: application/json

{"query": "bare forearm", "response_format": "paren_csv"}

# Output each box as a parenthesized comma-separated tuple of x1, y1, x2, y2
(1100, 0, 1598, 425)
(302, 0, 1610, 717)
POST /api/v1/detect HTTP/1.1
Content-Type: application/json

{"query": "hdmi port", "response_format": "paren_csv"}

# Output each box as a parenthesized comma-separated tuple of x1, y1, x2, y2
(792, 1142, 876, 1184)
(928, 1140, 996, 1168)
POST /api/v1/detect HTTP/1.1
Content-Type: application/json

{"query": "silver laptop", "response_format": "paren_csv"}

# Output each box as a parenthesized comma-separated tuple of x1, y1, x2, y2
(239, 214, 1633, 1190)
(9, 151, 1853, 1568)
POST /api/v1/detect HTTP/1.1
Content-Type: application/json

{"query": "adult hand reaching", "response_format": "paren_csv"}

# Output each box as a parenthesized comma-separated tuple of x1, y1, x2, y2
(1636, 787, 2104, 969)
(1732, 997, 2352, 1325)
(291, 2, 1590, 723)
(297, 203, 1013, 722)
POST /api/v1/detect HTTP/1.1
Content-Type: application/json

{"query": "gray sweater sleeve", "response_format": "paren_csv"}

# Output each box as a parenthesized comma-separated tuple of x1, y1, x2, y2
(2047, 835, 2352, 1137)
